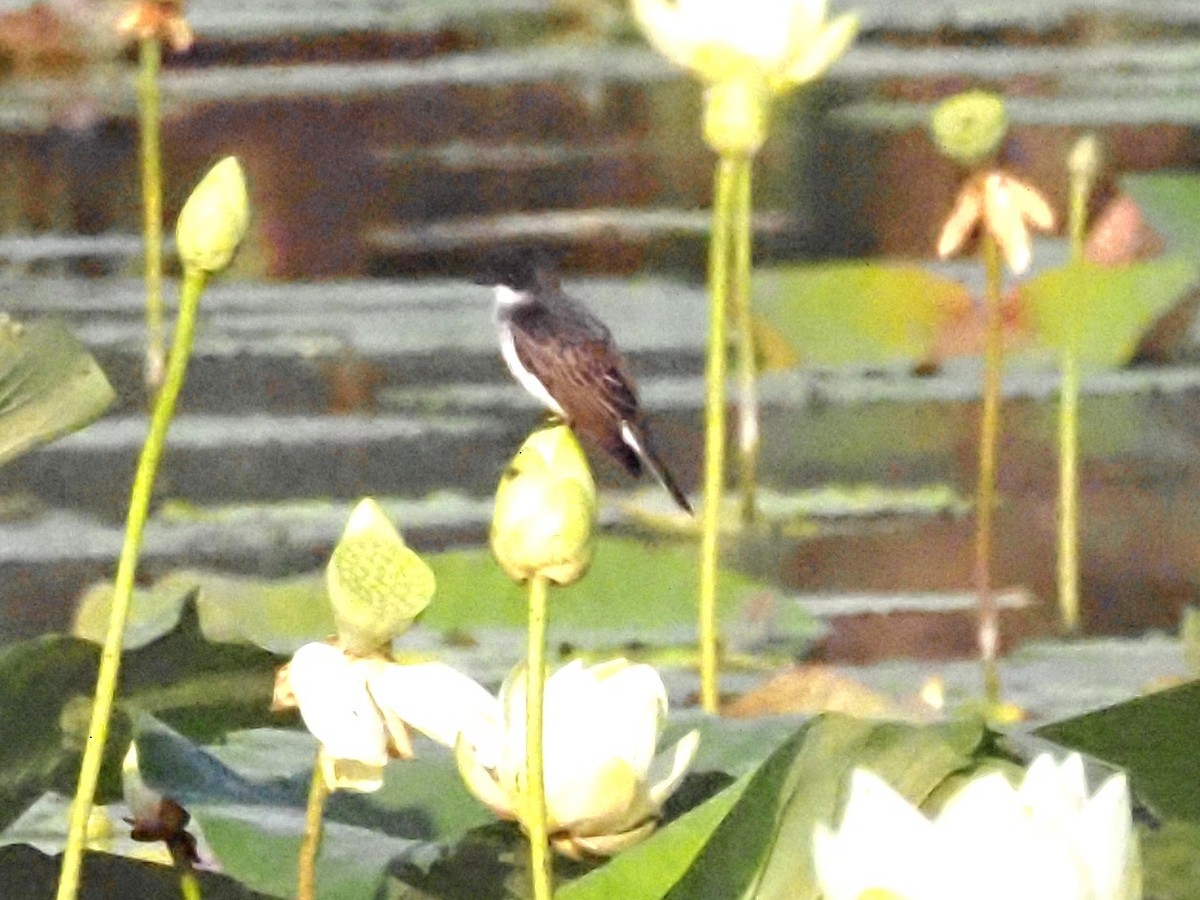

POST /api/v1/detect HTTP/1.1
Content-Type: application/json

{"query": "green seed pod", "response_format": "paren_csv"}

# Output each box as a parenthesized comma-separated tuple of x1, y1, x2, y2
(930, 91, 1008, 166)
(326, 498, 436, 655)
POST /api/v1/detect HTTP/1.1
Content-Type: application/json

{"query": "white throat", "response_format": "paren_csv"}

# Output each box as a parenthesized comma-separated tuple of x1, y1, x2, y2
(493, 285, 532, 310)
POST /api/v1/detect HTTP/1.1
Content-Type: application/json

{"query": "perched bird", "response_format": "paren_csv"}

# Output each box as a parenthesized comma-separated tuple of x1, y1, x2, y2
(476, 249, 693, 514)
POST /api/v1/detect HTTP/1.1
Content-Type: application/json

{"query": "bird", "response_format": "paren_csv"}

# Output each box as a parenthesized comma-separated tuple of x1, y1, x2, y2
(476, 248, 693, 514)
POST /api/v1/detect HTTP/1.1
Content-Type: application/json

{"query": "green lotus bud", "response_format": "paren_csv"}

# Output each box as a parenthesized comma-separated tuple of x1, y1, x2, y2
(175, 156, 249, 274)
(703, 76, 772, 157)
(491, 425, 596, 586)
(326, 498, 436, 655)
(930, 91, 1007, 166)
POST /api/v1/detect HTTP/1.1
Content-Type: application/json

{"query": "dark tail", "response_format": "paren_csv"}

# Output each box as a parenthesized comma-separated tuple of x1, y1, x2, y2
(620, 421, 694, 515)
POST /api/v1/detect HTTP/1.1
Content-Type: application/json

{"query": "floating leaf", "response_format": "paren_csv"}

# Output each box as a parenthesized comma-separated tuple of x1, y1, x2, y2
(0, 318, 114, 468)
(1036, 680, 1200, 825)
(753, 263, 973, 367)
(1019, 257, 1200, 368)
(76, 537, 811, 654)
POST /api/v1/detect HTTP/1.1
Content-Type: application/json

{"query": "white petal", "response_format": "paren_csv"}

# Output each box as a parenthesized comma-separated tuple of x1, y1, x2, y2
(647, 729, 701, 810)
(1076, 772, 1136, 898)
(631, 0, 705, 71)
(287, 643, 387, 769)
(454, 734, 515, 820)
(367, 661, 499, 752)
(815, 769, 941, 900)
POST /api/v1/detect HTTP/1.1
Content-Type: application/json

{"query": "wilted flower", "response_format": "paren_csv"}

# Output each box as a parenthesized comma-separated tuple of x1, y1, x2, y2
(632, 0, 858, 154)
(327, 498, 436, 655)
(937, 171, 1056, 275)
(122, 744, 200, 867)
(175, 156, 249, 274)
(813, 752, 1141, 900)
(275, 642, 497, 793)
(930, 91, 1008, 166)
(491, 424, 596, 586)
(455, 659, 700, 859)
(115, 0, 193, 52)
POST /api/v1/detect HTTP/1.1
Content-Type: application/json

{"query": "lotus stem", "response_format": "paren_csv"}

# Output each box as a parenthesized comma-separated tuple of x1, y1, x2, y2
(1057, 158, 1090, 634)
(733, 156, 758, 525)
(699, 154, 739, 713)
(297, 752, 329, 900)
(525, 573, 552, 900)
(138, 37, 165, 394)
(975, 233, 1003, 705)
(56, 267, 208, 900)
(179, 870, 201, 900)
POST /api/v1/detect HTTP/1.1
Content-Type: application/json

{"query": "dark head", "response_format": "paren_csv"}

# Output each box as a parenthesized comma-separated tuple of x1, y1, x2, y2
(472, 246, 563, 292)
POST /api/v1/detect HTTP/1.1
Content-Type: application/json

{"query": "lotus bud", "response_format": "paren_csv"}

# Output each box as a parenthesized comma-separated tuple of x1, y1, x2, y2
(175, 156, 249, 274)
(491, 424, 596, 586)
(930, 91, 1008, 166)
(327, 498, 436, 655)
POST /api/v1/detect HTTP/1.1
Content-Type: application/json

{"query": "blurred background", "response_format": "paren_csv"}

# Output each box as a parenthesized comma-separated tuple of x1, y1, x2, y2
(1, 0, 1200, 710)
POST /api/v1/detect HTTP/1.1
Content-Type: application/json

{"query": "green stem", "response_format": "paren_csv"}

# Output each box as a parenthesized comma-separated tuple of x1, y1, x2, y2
(975, 233, 1003, 705)
(733, 157, 758, 525)
(56, 267, 208, 900)
(138, 37, 165, 393)
(699, 156, 738, 714)
(525, 574, 553, 900)
(179, 870, 201, 900)
(1058, 167, 1089, 634)
(297, 754, 329, 900)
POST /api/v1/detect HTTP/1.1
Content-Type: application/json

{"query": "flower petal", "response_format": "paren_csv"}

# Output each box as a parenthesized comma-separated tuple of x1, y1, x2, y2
(778, 12, 859, 88)
(937, 186, 983, 260)
(287, 643, 388, 773)
(1077, 771, 1137, 899)
(547, 757, 642, 835)
(983, 173, 1033, 274)
(647, 729, 701, 810)
(555, 817, 658, 860)
(631, 0, 705, 72)
(367, 661, 499, 753)
(454, 734, 514, 821)
(815, 769, 941, 900)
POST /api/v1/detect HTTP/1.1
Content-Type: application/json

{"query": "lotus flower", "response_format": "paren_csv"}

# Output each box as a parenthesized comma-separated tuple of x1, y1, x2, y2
(275, 642, 497, 793)
(633, 0, 857, 153)
(814, 752, 1141, 900)
(937, 170, 1056, 275)
(455, 659, 700, 858)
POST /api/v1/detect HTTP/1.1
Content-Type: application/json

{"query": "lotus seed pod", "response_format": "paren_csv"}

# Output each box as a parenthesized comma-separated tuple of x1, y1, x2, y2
(327, 498, 436, 655)
(930, 91, 1008, 166)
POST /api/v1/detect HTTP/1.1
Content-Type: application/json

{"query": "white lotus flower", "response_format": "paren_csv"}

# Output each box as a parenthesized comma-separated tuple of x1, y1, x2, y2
(276, 642, 497, 793)
(632, 0, 858, 90)
(455, 659, 700, 859)
(632, 0, 857, 155)
(814, 752, 1141, 900)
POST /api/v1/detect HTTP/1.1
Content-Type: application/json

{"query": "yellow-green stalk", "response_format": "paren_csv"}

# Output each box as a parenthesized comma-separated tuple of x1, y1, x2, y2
(525, 575, 553, 900)
(698, 155, 736, 713)
(490, 424, 595, 896)
(139, 36, 165, 393)
(629, 0, 858, 711)
(976, 232, 1004, 704)
(297, 753, 331, 900)
(1058, 134, 1101, 633)
(57, 158, 248, 900)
